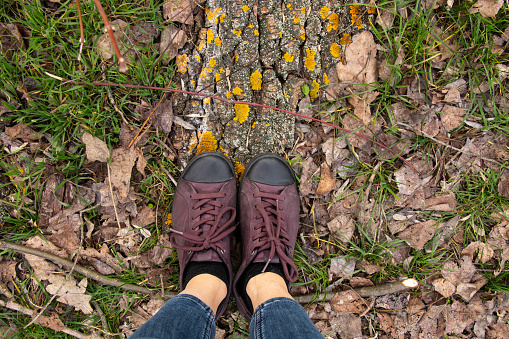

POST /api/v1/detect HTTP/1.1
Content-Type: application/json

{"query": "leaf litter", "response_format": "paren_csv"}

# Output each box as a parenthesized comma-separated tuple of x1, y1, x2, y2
(1, 1, 509, 338)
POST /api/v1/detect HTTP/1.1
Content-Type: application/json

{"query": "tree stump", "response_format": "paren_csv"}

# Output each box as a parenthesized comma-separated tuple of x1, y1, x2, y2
(171, 0, 374, 168)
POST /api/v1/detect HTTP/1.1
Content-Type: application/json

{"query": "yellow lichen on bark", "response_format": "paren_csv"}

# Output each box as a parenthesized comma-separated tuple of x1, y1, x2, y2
(310, 80, 320, 101)
(320, 6, 330, 19)
(232, 87, 243, 95)
(250, 70, 262, 90)
(233, 104, 249, 123)
(176, 54, 189, 74)
(327, 13, 339, 32)
(196, 131, 218, 154)
(207, 29, 214, 43)
(242, 5, 249, 12)
(284, 52, 295, 62)
(350, 5, 364, 29)
(304, 48, 316, 71)
(323, 74, 329, 84)
(204, 97, 211, 104)
(209, 59, 217, 67)
(330, 43, 341, 58)
(340, 33, 352, 47)
(254, 29, 259, 36)
(234, 161, 245, 180)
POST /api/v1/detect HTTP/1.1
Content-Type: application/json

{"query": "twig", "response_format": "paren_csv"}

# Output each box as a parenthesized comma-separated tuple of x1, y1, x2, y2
(91, 301, 111, 339)
(293, 278, 419, 304)
(76, 0, 85, 61)
(0, 239, 174, 297)
(0, 299, 99, 339)
(106, 163, 122, 230)
(398, 122, 503, 166)
(128, 93, 167, 148)
(91, 0, 127, 72)
(62, 79, 420, 174)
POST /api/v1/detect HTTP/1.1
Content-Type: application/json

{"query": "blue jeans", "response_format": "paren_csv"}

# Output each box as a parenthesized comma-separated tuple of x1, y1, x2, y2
(129, 294, 324, 338)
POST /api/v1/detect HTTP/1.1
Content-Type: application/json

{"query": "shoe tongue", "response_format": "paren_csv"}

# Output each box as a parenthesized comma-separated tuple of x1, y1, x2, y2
(192, 182, 225, 194)
(253, 251, 281, 264)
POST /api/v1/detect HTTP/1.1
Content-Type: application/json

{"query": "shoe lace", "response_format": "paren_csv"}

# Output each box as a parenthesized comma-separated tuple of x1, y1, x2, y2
(170, 192, 236, 254)
(253, 191, 298, 282)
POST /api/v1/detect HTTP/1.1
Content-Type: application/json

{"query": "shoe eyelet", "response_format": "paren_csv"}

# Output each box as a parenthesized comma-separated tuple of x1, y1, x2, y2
(251, 250, 255, 255)
(188, 251, 192, 254)
(220, 249, 226, 254)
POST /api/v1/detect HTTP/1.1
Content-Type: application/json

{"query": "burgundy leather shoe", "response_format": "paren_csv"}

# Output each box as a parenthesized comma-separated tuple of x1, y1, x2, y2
(170, 151, 237, 319)
(233, 153, 300, 320)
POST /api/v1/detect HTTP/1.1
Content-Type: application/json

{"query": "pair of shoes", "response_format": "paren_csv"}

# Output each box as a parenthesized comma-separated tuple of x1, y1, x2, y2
(169, 151, 299, 320)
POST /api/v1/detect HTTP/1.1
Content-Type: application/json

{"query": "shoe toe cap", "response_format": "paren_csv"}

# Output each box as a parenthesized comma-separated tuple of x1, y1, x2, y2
(245, 155, 295, 186)
(183, 152, 235, 183)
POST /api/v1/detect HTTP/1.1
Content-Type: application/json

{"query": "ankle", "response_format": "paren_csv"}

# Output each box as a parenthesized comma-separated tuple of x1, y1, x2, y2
(246, 272, 293, 311)
(181, 274, 227, 315)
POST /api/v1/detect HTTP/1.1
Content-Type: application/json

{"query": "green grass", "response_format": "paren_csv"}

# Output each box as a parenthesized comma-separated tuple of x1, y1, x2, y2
(0, 0, 509, 337)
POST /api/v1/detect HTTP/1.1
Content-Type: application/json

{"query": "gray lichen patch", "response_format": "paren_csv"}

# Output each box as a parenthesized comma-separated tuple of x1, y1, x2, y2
(170, 0, 374, 165)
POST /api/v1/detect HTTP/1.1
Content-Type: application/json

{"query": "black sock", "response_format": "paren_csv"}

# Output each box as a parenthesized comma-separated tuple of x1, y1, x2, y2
(239, 263, 288, 313)
(182, 262, 229, 290)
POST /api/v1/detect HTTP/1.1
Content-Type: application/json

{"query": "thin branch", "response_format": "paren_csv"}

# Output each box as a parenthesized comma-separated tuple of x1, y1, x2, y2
(66, 79, 421, 174)
(76, 0, 85, 61)
(0, 239, 172, 297)
(91, 0, 127, 72)
(293, 278, 419, 304)
(398, 122, 503, 166)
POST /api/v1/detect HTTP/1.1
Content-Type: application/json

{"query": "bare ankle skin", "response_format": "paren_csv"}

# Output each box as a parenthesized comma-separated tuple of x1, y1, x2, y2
(246, 272, 293, 311)
(181, 274, 227, 315)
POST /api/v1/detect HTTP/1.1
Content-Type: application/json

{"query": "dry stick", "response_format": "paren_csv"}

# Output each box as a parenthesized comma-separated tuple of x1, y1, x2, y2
(91, 0, 127, 72)
(91, 301, 110, 339)
(0, 299, 98, 339)
(76, 0, 85, 61)
(128, 91, 168, 148)
(293, 278, 419, 304)
(398, 123, 503, 166)
(0, 239, 166, 297)
(71, 80, 420, 174)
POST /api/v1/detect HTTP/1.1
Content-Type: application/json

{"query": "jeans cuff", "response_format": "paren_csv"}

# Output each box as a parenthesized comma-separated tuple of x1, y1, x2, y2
(176, 294, 215, 317)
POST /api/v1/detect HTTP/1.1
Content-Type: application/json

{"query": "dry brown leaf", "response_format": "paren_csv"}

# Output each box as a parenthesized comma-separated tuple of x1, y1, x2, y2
(394, 164, 420, 196)
(47, 211, 81, 253)
(136, 148, 147, 176)
(24, 236, 93, 314)
(444, 300, 477, 335)
(424, 193, 457, 212)
(441, 260, 461, 286)
(95, 19, 130, 60)
(0, 261, 16, 281)
(316, 163, 335, 196)
(417, 305, 445, 339)
(498, 171, 509, 199)
(440, 105, 465, 131)
(397, 220, 440, 250)
(36, 313, 65, 332)
(331, 290, 366, 314)
(109, 147, 137, 198)
(329, 257, 356, 278)
(327, 215, 355, 244)
(5, 123, 38, 141)
(443, 88, 461, 103)
(377, 312, 393, 334)
(334, 31, 378, 124)
(82, 132, 110, 163)
(132, 206, 156, 229)
(296, 96, 313, 121)
(433, 277, 456, 298)
(38, 170, 65, 228)
(160, 26, 187, 65)
(469, 0, 503, 18)
(329, 313, 362, 339)
(360, 258, 380, 274)
(462, 241, 495, 264)
(163, 0, 195, 24)
(155, 98, 174, 134)
(349, 276, 374, 288)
